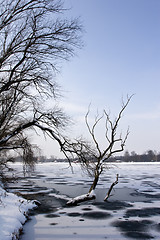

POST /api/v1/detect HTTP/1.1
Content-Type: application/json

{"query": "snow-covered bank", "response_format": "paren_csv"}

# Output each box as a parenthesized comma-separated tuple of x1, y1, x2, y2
(0, 184, 37, 240)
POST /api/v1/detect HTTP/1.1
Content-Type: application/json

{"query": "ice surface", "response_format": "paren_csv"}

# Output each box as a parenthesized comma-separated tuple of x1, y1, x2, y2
(4, 162, 160, 240)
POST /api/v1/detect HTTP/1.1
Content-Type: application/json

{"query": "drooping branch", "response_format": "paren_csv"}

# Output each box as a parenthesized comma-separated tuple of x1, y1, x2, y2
(0, 0, 83, 165)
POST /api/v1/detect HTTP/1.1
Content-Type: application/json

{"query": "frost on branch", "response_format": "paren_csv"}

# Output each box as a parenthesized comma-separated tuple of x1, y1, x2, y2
(66, 191, 96, 206)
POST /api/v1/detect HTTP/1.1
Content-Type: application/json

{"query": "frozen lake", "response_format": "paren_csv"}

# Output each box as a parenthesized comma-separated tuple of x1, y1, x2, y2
(7, 162, 160, 240)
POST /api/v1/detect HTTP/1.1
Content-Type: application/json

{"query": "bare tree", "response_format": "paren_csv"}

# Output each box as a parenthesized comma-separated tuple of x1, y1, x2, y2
(0, 0, 82, 164)
(66, 96, 132, 205)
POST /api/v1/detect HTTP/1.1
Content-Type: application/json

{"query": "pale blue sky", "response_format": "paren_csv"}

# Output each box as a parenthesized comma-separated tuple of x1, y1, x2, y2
(35, 0, 160, 157)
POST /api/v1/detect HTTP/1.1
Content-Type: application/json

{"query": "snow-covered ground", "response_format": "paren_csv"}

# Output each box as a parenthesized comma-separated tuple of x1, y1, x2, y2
(0, 183, 37, 240)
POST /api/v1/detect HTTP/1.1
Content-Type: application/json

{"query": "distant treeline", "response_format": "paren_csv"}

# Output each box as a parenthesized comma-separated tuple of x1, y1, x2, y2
(109, 150, 160, 162)
(8, 150, 160, 163)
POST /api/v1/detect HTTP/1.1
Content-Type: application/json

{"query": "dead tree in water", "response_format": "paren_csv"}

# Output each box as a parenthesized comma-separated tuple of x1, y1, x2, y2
(66, 95, 133, 206)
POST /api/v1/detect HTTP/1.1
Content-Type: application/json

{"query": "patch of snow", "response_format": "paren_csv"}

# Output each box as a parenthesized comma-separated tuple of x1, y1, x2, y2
(22, 188, 53, 196)
(49, 192, 70, 201)
(0, 185, 37, 240)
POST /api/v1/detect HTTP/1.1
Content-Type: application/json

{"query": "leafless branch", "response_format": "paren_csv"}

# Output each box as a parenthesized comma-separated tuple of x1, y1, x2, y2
(0, 0, 82, 165)
(104, 174, 119, 201)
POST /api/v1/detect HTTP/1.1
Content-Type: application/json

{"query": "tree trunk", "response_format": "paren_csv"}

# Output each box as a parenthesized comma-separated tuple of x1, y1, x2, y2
(66, 192, 96, 206)
(66, 172, 99, 206)
(89, 173, 99, 193)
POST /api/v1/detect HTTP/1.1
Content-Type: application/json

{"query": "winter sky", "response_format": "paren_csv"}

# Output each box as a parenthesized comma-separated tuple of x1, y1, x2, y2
(34, 0, 160, 158)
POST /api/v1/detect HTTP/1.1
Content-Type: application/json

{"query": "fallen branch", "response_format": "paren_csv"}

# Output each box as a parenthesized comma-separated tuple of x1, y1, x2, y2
(104, 174, 119, 201)
(66, 191, 96, 206)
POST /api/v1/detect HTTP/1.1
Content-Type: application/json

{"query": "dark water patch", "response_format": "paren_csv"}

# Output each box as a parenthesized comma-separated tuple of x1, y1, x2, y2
(59, 211, 66, 214)
(155, 223, 160, 231)
(34, 204, 57, 214)
(45, 213, 60, 218)
(36, 174, 47, 178)
(81, 207, 93, 211)
(95, 187, 152, 202)
(125, 207, 160, 218)
(94, 200, 133, 211)
(142, 181, 160, 188)
(46, 177, 65, 181)
(52, 182, 68, 185)
(22, 186, 49, 193)
(67, 212, 82, 217)
(124, 231, 154, 239)
(20, 181, 35, 187)
(41, 182, 88, 199)
(113, 220, 154, 239)
(8, 187, 32, 193)
(31, 174, 47, 179)
(134, 176, 155, 181)
(29, 204, 56, 215)
(79, 218, 85, 221)
(82, 211, 111, 219)
(142, 190, 155, 193)
(50, 223, 58, 225)
(19, 176, 40, 180)
(22, 192, 67, 215)
(68, 183, 85, 186)
(130, 191, 160, 199)
(120, 180, 130, 183)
